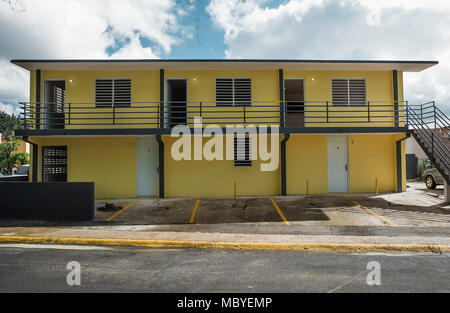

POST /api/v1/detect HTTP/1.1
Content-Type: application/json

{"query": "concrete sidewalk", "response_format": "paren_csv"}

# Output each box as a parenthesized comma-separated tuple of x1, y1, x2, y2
(0, 224, 449, 252)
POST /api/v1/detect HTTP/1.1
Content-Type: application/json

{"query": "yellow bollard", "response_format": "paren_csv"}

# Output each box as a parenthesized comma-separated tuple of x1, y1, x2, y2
(307, 180, 310, 199)
(156, 181, 160, 201)
(234, 181, 237, 201)
(376, 178, 379, 196)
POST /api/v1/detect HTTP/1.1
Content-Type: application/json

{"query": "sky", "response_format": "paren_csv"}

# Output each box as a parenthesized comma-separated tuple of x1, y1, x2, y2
(0, 0, 449, 116)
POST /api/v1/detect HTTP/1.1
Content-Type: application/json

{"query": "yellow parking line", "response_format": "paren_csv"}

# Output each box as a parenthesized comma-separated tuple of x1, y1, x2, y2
(418, 199, 450, 212)
(270, 199, 291, 226)
(190, 200, 201, 224)
(106, 201, 136, 222)
(347, 198, 398, 227)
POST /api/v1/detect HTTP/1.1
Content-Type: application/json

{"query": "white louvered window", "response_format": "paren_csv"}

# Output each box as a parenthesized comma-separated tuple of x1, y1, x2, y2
(332, 79, 366, 106)
(234, 136, 252, 167)
(95, 79, 131, 108)
(216, 78, 251, 107)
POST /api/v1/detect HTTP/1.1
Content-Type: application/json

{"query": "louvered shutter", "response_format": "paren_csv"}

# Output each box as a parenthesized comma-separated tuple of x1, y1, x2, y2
(234, 79, 251, 106)
(114, 79, 131, 107)
(349, 79, 366, 106)
(332, 79, 349, 106)
(42, 146, 67, 182)
(216, 78, 233, 106)
(95, 79, 113, 107)
(234, 136, 252, 167)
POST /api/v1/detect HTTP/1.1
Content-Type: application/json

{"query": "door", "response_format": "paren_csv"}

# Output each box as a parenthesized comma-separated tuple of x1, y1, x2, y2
(44, 81, 66, 130)
(284, 79, 305, 127)
(167, 79, 187, 128)
(328, 135, 348, 193)
(137, 137, 159, 197)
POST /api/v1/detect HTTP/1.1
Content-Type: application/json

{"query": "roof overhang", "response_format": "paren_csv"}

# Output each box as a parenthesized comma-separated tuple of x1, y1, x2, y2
(11, 59, 438, 72)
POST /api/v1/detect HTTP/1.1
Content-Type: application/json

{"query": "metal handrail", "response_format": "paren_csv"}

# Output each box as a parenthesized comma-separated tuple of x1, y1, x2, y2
(19, 100, 408, 130)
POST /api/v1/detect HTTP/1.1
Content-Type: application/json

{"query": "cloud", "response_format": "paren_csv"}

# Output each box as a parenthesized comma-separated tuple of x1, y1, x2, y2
(0, 0, 192, 111)
(208, 0, 450, 113)
(0, 102, 22, 116)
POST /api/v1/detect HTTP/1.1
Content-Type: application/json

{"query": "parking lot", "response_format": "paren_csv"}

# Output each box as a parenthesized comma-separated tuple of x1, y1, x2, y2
(95, 184, 449, 230)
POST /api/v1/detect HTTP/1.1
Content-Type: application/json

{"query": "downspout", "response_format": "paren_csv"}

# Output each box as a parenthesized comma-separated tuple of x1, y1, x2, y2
(156, 135, 165, 199)
(396, 133, 410, 193)
(22, 136, 38, 182)
(281, 134, 290, 196)
(393, 70, 399, 127)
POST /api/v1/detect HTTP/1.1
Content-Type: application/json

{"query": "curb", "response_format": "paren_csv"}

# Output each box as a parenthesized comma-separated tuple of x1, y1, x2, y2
(0, 236, 449, 253)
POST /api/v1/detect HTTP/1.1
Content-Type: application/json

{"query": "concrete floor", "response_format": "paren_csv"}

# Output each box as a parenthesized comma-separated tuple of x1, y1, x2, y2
(94, 184, 449, 228)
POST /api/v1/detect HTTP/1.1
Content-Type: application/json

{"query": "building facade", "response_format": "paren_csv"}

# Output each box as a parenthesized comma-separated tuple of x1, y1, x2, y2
(12, 59, 438, 199)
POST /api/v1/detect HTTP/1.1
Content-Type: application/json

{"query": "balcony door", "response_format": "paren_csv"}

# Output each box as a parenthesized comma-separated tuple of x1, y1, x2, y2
(44, 80, 66, 130)
(284, 79, 305, 127)
(166, 79, 187, 128)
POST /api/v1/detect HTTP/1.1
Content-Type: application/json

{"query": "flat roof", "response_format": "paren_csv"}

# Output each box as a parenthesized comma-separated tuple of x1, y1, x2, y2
(11, 59, 438, 72)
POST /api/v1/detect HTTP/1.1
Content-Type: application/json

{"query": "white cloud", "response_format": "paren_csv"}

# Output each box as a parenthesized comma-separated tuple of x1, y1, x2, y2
(0, 0, 191, 111)
(0, 102, 21, 116)
(208, 0, 450, 113)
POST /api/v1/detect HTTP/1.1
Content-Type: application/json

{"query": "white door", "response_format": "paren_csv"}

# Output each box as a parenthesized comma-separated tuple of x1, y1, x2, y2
(137, 137, 159, 197)
(328, 135, 348, 193)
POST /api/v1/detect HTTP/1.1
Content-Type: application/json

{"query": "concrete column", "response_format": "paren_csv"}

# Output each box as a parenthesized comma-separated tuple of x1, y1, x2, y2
(445, 180, 449, 204)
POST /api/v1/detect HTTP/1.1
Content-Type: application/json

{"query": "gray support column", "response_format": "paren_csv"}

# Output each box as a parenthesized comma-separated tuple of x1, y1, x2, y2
(393, 70, 399, 127)
(444, 181, 449, 204)
(396, 135, 409, 193)
(36, 70, 41, 130)
(156, 135, 165, 199)
(281, 134, 290, 196)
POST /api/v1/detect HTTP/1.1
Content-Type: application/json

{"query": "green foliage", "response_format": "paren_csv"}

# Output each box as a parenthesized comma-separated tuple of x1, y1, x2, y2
(0, 111, 24, 140)
(0, 140, 29, 174)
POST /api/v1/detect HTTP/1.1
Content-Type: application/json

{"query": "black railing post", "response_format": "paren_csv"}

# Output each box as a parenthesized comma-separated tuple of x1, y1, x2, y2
(433, 101, 437, 129)
(406, 101, 409, 127)
(113, 105, 116, 125)
(243, 105, 247, 124)
(22, 103, 27, 129)
(326, 101, 329, 123)
(421, 105, 424, 128)
(368, 101, 371, 123)
(200, 102, 203, 118)
(68, 103, 71, 125)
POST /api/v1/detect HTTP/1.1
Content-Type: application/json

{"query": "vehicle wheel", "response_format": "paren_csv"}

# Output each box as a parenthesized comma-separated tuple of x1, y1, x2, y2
(425, 175, 437, 190)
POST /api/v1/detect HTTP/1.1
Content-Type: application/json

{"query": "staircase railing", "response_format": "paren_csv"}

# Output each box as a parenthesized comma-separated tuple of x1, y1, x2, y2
(407, 102, 450, 183)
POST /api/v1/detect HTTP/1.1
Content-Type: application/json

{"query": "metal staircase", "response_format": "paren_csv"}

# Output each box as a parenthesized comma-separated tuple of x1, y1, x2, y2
(407, 102, 450, 184)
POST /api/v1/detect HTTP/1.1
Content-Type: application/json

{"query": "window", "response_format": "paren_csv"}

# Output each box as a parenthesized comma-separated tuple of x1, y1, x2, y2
(42, 146, 67, 182)
(95, 79, 131, 107)
(332, 79, 366, 106)
(216, 78, 251, 106)
(234, 136, 252, 167)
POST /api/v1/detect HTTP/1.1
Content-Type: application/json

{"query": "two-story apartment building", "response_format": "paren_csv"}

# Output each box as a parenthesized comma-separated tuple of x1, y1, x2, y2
(12, 59, 439, 200)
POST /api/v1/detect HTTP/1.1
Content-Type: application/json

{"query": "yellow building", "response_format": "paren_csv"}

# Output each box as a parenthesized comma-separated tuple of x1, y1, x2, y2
(11, 59, 438, 199)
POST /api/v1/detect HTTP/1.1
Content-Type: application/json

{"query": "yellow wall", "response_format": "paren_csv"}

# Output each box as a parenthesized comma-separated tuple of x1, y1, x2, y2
(29, 136, 137, 199)
(284, 70, 403, 127)
(29, 69, 403, 129)
(163, 135, 281, 197)
(348, 134, 399, 193)
(165, 70, 279, 126)
(38, 70, 160, 129)
(286, 135, 329, 195)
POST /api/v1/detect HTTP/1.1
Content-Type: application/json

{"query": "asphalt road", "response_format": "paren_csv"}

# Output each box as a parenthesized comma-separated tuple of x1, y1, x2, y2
(0, 244, 449, 293)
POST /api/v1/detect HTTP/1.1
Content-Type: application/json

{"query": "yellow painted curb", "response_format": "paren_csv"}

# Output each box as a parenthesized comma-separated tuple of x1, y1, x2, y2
(0, 236, 449, 253)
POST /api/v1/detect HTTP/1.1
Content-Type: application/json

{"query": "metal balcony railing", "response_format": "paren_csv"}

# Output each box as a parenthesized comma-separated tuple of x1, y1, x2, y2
(19, 100, 408, 130)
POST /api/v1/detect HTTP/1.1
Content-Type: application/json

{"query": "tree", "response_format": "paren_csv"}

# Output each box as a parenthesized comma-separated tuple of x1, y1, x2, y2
(0, 140, 29, 175)
(0, 111, 24, 140)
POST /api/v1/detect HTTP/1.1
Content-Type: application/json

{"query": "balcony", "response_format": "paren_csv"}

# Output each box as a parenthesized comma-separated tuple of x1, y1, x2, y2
(17, 100, 408, 136)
